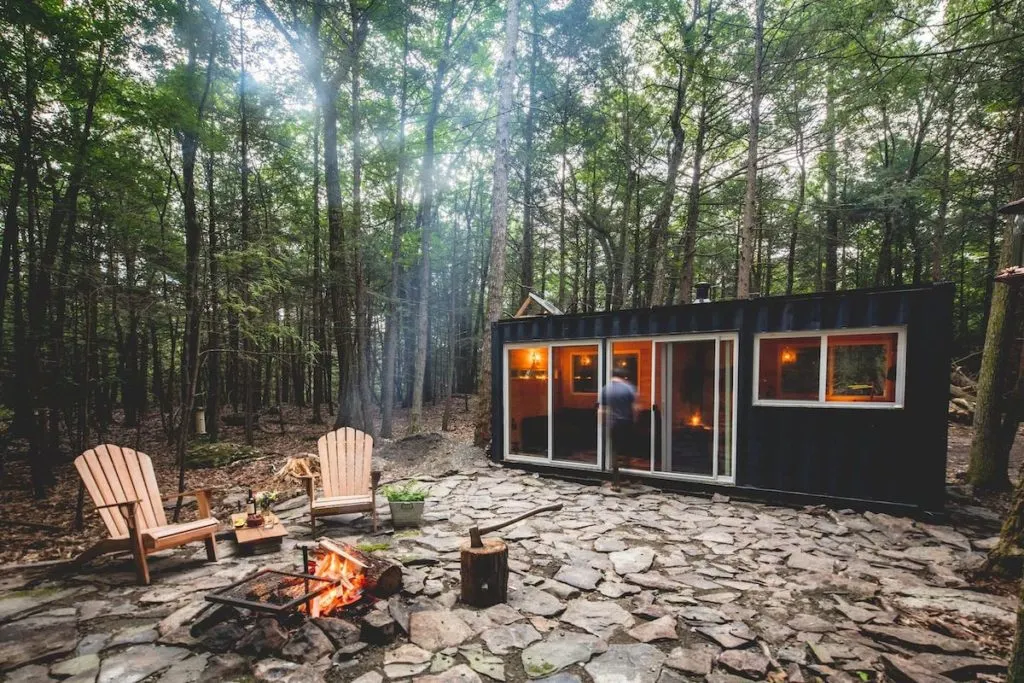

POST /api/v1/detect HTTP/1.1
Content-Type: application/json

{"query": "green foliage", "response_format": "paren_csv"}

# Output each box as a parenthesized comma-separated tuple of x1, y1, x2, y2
(356, 541, 392, 553)
(380, 480, 430, 502)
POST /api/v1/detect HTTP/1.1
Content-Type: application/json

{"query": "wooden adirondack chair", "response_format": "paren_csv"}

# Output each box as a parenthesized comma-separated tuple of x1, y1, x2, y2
(71, 444, 220, 585)
(303, 427, 380, 532)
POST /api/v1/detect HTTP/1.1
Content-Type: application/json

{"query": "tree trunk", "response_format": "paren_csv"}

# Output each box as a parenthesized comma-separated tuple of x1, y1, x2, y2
(968, 86, 1024, 493)
(311, 105, 324, 424)
(409, 6, 455, 435)
(474, 0, 520, 447)
(736, 0, 763, 299)
(348, 1, 375, 436)
(206, 150, 220, 441)
(646, 66, 687, 306)
(787, 111, 806, 295)
(678, 95, 708, 304)
(381, 23, 409, 439)
(823, 79, 839, 291)
(933, 105, 954, 282)
(1009, 578, 1024, 683)
(519, 0, 539, 302)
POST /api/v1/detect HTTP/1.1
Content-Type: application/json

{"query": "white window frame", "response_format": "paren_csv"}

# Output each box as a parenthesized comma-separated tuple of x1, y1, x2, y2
(752, 326, 907, 409)
(503, 340, 604, 470)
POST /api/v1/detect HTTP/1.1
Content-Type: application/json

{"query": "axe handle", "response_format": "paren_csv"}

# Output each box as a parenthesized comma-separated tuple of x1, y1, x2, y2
(472, 503, 563, 545)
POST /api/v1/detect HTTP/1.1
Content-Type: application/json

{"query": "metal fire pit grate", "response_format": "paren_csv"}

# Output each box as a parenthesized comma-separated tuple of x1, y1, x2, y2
(205, 569, 336, 615)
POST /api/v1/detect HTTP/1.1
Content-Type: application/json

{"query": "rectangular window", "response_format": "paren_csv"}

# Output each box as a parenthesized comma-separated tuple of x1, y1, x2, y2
(754, 328, 905, 408)
(757, 336, 821, 401)
(826, 332, 898, 403)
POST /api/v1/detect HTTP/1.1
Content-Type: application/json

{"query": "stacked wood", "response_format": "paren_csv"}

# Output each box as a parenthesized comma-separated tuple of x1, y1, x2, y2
(274, 455, 318, 484)
(949, 366, 978, 423)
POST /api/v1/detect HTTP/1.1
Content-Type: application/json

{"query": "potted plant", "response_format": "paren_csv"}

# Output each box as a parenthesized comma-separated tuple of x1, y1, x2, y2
(380, 480, 429, 528)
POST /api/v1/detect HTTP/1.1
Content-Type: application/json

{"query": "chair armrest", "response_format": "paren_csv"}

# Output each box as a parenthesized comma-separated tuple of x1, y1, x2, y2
(161, 489, 216, 519)
(300, 475, 315, 500)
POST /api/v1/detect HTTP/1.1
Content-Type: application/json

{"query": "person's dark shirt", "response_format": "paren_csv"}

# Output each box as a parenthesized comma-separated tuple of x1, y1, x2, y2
(600, 379, 636, 426)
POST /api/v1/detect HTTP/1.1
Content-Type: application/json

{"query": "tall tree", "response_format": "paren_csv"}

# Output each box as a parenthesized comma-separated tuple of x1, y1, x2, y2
(736, 0, 764, 298)
(475, 0, 520, 447)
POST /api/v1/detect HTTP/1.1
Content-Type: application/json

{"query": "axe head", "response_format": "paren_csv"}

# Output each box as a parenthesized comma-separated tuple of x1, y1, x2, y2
(468, 526, 484, 547)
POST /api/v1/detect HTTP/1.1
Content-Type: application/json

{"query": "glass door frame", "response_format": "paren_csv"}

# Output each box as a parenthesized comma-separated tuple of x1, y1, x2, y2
(503, 339, 604, 471)
(609, 333, 739, 484)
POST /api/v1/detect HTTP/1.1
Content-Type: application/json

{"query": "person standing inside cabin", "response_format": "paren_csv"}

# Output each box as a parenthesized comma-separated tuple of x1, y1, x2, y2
(599, 368, 638, 490)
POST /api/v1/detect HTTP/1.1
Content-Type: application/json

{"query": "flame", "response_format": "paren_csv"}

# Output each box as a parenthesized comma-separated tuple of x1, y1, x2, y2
(308, 548, 366, 615)
(689, 413, 702, 426)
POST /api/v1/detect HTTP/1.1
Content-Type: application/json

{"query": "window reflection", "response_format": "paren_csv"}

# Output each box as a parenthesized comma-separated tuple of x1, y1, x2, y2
(826, 333, 898, 403)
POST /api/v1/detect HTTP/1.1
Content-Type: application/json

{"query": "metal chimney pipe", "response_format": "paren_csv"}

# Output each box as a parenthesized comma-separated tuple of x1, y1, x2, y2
(694, 282, 712, 303)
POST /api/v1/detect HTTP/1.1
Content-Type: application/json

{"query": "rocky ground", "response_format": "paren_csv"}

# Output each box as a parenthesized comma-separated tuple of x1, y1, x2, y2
(0, 459, 1016, 683)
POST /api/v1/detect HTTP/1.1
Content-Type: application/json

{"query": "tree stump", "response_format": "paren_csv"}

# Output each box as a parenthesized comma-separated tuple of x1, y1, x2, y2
(460, 538, 509, 607)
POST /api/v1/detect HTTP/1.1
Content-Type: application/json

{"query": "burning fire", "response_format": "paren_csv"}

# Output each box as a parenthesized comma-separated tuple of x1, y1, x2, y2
(308, 547, 367, 616)
(689, 413, 702, 427)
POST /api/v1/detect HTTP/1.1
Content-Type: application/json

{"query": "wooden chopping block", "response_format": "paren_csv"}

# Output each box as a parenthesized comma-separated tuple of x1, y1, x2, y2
(460, 537, 509, 607)
(459, 503, 561, 608)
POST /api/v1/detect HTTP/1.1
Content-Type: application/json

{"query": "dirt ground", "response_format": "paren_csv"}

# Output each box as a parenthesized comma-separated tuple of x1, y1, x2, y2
(946, 422, 1024, 484)
(1, 402, 1020, 566)
(0, 400, 484, 565)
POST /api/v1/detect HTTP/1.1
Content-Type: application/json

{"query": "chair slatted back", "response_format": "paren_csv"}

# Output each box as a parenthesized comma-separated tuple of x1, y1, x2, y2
(75, 445, 167, 538)
(317, 427, 373, 499)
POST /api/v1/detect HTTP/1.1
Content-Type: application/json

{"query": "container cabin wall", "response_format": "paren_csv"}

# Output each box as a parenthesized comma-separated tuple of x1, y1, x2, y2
(491, 284, 953, 510)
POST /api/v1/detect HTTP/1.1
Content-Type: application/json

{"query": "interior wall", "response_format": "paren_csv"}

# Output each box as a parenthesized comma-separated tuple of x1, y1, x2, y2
(610, 340, 652, 407)
(554, 345, 598, 410)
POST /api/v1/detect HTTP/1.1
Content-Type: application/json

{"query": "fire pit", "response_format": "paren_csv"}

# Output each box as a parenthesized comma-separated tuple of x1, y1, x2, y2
(202, 540, 402, 621)
(206, 569, 336, 616)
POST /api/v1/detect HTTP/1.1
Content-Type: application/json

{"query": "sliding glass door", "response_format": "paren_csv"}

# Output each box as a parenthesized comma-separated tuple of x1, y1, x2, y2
(612, 334, 736, 482)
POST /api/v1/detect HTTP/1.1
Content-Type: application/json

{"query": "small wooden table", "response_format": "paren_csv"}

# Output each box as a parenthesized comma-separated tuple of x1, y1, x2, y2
(231, 512, 288, 556)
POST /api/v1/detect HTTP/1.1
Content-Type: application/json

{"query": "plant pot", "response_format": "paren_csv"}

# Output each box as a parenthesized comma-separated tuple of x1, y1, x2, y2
(389, 500, 425, 528)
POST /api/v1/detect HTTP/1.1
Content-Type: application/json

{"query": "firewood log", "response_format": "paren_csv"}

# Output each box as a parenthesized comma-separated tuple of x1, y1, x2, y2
(316, 539, 403, 598)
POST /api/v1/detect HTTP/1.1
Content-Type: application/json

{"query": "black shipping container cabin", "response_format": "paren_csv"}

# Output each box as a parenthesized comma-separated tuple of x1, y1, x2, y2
(490, 283, 954, 511)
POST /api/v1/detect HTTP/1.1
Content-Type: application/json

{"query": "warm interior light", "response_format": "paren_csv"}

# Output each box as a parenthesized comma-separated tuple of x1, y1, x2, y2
(689, 413, 702, 426)
(581, 355, 591, 366)
(780, 348, 797, 364)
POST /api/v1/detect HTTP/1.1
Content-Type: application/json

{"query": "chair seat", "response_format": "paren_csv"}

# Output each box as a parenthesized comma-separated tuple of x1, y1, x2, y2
(141, 517, 220, 545)
(311, 494, 373, 513)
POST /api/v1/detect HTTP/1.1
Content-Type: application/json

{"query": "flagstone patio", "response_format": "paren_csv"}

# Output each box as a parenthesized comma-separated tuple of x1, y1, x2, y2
(0, 462, 1014, 682)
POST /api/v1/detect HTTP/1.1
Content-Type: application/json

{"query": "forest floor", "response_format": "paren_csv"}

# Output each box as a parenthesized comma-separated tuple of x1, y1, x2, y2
(0, 402, 1021, 567)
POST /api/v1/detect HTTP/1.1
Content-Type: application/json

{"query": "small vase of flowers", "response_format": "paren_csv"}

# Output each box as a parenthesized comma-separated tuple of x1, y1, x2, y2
(255, 490, 279, 514)
(380, 480, 429, 528)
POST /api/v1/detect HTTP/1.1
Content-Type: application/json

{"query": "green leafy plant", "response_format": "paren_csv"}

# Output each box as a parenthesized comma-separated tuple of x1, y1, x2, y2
(380, 480, 429, 502)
